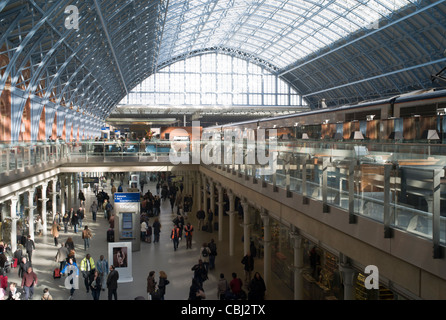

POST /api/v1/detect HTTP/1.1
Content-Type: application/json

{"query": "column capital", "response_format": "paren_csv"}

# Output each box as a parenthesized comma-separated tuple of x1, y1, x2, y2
(10, 194, 19, 203)
(227, 210, 237, 216)
(260, 208, 269, 220)
(339, 263, 357, 287)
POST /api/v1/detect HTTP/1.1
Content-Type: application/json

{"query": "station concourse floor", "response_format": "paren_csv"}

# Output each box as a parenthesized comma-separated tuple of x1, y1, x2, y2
(9, 179, 294, 301)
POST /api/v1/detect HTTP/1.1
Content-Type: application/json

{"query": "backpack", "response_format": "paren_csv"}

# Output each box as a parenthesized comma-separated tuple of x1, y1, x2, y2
(201, 248, 209, 257)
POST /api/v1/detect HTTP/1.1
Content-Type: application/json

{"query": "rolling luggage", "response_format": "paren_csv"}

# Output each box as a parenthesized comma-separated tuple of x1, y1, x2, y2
(0, 274, 7, 289)
(12, 258, 18, 268)
(53, 268, 61, 279)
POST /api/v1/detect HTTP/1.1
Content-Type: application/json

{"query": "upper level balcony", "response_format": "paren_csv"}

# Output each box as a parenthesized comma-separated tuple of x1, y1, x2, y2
(1, 138, 446, 257)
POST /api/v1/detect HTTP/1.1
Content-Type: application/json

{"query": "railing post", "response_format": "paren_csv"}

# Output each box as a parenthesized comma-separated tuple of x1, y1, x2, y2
(383, 164, 393, 238)
(302, 156, 308, 204)
(348, 160, 356, 223)
(433, 168, 443, 259)
(322, 157, 329, 212)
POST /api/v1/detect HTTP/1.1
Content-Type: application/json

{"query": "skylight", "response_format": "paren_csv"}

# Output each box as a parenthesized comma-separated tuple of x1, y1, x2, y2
(158, 0, 417, 69)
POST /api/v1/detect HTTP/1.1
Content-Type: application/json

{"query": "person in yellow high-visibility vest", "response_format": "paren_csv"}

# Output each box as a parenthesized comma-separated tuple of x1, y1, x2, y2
(80, 254, 95, 293)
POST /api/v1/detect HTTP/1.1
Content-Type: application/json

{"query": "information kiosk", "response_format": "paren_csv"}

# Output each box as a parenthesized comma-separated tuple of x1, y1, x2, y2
(113, 192, 141, 252)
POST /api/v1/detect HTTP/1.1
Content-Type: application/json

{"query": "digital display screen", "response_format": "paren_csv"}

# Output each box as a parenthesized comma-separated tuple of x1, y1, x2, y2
(122, 213, 133, 230)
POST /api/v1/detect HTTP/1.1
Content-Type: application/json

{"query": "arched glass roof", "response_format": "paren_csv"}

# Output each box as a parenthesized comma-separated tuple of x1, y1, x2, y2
(0, 0, 445, 124)
(159, 0, 420, 70)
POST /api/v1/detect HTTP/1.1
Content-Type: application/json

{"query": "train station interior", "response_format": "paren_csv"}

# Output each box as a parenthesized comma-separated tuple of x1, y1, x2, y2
(1, 0, 446, 304)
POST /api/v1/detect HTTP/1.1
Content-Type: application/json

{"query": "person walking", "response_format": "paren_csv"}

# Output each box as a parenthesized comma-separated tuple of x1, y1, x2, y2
(140, 220, 147, 242)
(208, 239, 217, 270)
(78, 190, 86, 207)
(184, 222, 194, 249)
(71, 210, 79, 233)
(82, 226, 93, 251)
(21, 266, 38, 300)
(80, 254, 95, 293)
(65, 237, 75, 253)
(55, 243, 68, 271)
(107, 265, 119, 300)
(191, 259, 208, 287)
(248, 272, 266, 300)
(18, 256, 31, 279)
(41, 288, 53, 300)
(62, 212, 69, 233)
(61, 257, 79, 299)
(7, 282, 21, 300)
(196, 209, 205, 231)
(146, 270, 156, 300)
(217, 273, 229, 300)
(199, 242, 211, 273)
(25, 235, 35, 263)
(171, 224, 181, 251)
(158, 270, 170, 300)
(90, 270, 102, 300)
(90, 201, 98, 222)
(230, 272, 245, 300)
(241, 252, 254, 286)
(152, 218, 161, 243)
(77, 207, 85, 228)
(50, 221, 60, 246)
(96, 255, 109, 291)
(188, 277, 206, 300)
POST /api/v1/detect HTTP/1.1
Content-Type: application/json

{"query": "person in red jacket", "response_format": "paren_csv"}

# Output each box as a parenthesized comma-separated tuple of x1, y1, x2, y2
(229, 272, 243, 299)
(21, 266, 38, 300)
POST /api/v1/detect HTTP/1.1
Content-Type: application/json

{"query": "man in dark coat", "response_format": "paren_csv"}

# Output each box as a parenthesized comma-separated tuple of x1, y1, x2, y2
(107, 265, 119, 300)
(71, 211, 79, 233)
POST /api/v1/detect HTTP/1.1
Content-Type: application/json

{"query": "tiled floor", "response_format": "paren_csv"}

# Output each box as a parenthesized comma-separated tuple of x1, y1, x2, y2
(6, 178, 294, 300)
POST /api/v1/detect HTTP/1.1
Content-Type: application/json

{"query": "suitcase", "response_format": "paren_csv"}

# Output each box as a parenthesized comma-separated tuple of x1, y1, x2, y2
(107, 229, 114, 242)
(11, 258, 18, 268)
(0, 275, 7, 289)
(53, 268, 61, 279)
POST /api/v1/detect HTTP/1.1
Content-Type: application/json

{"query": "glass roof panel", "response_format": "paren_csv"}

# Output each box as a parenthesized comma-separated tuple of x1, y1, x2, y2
(158, 0, 417, 69)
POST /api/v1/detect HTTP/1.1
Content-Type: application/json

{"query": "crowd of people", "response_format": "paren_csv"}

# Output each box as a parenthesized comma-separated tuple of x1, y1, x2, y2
(0, 172, 268, 301)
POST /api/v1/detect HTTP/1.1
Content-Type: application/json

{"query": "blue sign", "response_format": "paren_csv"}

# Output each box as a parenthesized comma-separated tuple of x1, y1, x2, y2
(114, 193, 140, 203)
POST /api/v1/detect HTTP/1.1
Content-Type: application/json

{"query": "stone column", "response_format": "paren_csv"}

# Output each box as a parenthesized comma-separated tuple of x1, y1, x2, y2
(339, 255, 357, 300)
(290, 229, 304, 300)
(260, 209, 272, 293)
(67, 173, 73, 209)
(241, 200, 250, 255)
(27, 189, 36, 241)
(216, 184, 224, 242)
(210, 179, 215, 214)
(202, 175, 208, 214)
(227, 191, 236, 256)
(40, 182, 48, 235)
(51, 178, 58, 222)
(196, 172, 202, 211)
(60, 174, 66, 218)
(10, 195, 19, 252)
(73, 173, 78, 208)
